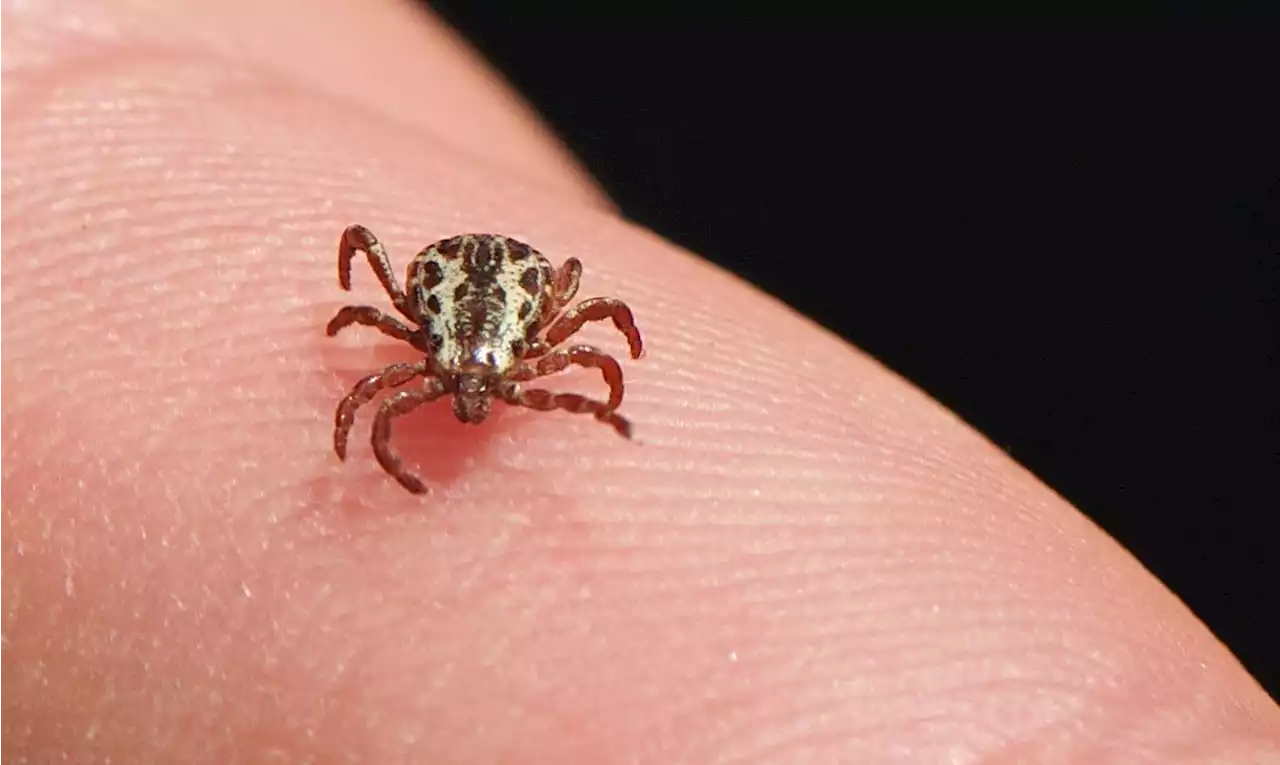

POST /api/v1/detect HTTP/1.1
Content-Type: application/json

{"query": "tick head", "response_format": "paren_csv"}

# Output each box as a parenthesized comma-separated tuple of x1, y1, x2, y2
(451, 370, 497, 424)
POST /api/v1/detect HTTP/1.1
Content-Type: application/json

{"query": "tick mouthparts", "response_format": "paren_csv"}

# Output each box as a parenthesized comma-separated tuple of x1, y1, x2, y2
(452, 391, 492, 424)
(456, 371, 487, 395)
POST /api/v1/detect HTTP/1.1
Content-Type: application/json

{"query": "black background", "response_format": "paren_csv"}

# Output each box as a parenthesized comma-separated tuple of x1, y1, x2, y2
(430, 7, 1278, 700)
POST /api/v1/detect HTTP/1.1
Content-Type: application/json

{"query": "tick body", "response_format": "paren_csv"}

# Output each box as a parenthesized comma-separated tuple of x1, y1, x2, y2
(326, 225, 644, 494)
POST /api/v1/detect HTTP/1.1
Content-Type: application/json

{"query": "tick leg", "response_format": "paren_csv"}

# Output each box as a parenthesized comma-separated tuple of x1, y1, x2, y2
(553, 258, 583, 305)
(372, 380, 446, 494)
(535, 258, 583, 328)
(338, 225, 416, 321)
(502, 386, 633, 439)
(333, 361, 430, 460)
(542, 297, 644, 360)
(510, 345, 626, 410)
(326, 305, 431, 352)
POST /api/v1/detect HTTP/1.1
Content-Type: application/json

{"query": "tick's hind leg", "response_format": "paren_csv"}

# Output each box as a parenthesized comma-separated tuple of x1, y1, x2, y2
(542, 298, 644, 360)
(552, 258, 583, 305)
(509, 345, 625, 410)
(333, 361, 430, 460)
(502, 386, 633, 439)
(371, 380, 446, 494)
(338, 225, 417, 321)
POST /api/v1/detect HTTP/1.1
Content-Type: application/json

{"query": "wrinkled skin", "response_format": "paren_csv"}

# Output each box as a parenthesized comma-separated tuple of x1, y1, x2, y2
(2, 1, 1278, 762)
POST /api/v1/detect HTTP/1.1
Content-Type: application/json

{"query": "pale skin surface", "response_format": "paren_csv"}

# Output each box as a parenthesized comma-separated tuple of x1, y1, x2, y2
(2, 1, 1278, 763)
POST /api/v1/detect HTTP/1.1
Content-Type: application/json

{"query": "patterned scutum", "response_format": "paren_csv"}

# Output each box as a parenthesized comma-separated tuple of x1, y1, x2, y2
(406, 234, 555, 374)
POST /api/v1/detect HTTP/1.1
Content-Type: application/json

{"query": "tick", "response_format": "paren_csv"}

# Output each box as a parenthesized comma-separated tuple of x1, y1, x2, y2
(326, 225, 644, 494)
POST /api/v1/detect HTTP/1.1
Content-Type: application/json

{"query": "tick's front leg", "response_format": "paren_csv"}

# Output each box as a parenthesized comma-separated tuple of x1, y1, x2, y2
(371, 379, 447, 494)
(333, 361, 430, 460)
(501, 385, 633, 439)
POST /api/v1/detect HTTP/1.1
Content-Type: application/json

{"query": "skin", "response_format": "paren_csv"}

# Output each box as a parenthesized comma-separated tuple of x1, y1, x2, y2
(2, 0, 1277, 762)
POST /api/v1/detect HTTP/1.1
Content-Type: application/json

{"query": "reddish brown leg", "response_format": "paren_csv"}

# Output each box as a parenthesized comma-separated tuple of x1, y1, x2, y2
(542, 298, 644, 359)
(333, 361, 430, 460)
(553, 258, 582, 304)
(326, 305, 431, 352)
(371, 380, 446, 494)
(510, 345, 626, 410)
(502, 386, 633, 439)
(533, 258, 584, 330)
(337, 225, 417, 321)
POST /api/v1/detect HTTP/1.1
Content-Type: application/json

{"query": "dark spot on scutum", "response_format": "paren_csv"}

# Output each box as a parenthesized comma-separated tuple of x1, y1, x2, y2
(491, 237, 509, 266)
(517, 300, 533, 320)
(493, 285, 506, 305)
(426, 294, 442, 315)
(434, 238, 462, 260)
(454, 282, 470, 301)
(468, 237, 500, 273)
(429, 333, 444, 350)
(506, 239, 533, 261)
(413, 259, 444, 289)
(510, 339, 525, 357)
(520, 267, 540, 296)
